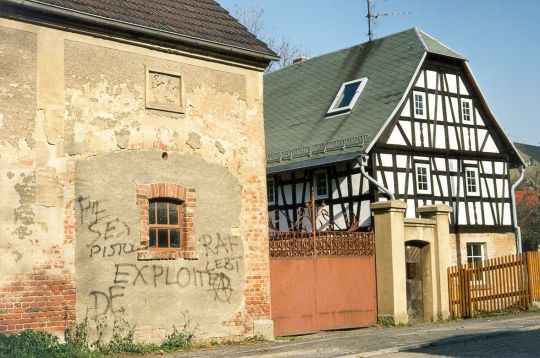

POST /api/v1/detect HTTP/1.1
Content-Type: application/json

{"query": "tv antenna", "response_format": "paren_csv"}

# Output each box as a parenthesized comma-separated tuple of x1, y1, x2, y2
(366, 0, 411, 41)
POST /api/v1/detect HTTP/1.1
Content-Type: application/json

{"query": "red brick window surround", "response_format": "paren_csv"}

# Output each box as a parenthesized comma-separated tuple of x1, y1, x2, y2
(137, 183, 197, 260)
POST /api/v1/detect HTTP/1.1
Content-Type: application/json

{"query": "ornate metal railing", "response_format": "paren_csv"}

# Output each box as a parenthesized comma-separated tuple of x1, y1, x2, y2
(269, 231, 374, 258)
(316, 231, 374, 256)
(268, 231, 314, 258)
(266, 135, 367, 164)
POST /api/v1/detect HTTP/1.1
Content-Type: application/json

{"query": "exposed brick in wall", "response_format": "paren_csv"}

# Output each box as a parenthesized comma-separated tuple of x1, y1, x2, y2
(241, 175, 271, 330)
(0, 203, 76, 335)
(136, 183, 197, 260)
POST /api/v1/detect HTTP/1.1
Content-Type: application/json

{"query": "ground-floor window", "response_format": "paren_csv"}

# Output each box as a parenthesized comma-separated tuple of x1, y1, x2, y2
(148, 199, 184, 249)
(137, 183, 197, 260)
(467, 242, 485, 281)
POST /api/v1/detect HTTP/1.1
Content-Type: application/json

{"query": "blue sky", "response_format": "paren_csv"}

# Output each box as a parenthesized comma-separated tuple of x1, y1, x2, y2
(219, 0, 540, 145)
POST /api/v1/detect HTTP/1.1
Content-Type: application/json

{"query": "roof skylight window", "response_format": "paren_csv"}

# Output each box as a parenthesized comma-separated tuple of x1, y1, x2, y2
(326, 77, 368, 117)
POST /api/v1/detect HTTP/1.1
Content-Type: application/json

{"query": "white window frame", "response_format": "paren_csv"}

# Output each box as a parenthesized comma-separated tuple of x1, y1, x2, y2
(326, 77, 368, 117)
(461, 98, 473, 124)
(314, 170, 329, 199)
(415, 163, 431, 194)
(467, 242, 486, 282)
(464, 166, 480, 196)
(413, 91, 427, 119)
(267, 177, 275, 205)
(467, 243, 485, 263)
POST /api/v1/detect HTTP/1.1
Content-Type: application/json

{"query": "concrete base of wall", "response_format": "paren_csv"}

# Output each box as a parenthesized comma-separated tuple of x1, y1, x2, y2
(252, 319, 274, 340)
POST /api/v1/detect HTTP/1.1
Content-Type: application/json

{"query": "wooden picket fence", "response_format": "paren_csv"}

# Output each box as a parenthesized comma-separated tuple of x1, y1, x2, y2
(529, 251, 540, 302)
(448, 251, 540, 318)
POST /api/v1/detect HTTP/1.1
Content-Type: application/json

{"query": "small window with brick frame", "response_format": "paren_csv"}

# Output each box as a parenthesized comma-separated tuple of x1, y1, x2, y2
(137, 183, 197, 260)
(148, 199, 184, 249)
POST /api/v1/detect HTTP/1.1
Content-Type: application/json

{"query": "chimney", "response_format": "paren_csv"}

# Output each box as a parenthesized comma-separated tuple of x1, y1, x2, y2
(293, 56, 309, 64)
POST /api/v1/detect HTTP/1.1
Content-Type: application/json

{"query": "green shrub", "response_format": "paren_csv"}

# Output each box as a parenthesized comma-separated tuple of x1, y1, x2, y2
(0, 329, 100, 358)
(161, 324, 196, 352)
(100, 315, 158, 354)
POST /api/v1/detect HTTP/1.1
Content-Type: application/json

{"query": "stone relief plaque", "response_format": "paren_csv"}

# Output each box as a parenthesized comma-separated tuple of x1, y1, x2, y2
(145, 67, 184, 113)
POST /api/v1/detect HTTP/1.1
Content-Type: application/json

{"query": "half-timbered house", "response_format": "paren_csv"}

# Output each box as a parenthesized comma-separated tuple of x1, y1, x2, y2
(264, 28, 526, 265)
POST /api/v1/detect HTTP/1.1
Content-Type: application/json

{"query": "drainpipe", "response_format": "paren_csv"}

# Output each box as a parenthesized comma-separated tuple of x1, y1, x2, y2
(511, 165, 525, 253)
(356, 154, 395, 200)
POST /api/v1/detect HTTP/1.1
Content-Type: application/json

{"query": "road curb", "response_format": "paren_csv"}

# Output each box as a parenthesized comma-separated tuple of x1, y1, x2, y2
(337, 324, 540, 357)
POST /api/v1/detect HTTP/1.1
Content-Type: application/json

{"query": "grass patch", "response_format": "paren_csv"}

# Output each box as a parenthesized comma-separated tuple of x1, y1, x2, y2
(0, 313, 198, 357)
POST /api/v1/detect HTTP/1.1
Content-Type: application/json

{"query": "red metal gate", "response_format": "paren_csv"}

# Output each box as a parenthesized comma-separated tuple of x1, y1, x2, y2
(269, 231, 376, 336)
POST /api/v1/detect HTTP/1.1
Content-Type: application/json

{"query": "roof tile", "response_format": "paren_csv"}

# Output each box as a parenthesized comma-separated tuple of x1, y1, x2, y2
(264, 28, 432, 167)
(30, 0, 275, 56)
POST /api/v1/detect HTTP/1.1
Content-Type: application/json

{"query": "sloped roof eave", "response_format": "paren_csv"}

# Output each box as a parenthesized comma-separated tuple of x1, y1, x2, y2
(365, 51, 428, 153)
(2, 0, 279, 63)
(462, 62, 526, 167)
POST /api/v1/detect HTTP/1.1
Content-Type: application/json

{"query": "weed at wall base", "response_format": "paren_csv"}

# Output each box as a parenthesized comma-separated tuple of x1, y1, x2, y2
(1, 311, 198, 356)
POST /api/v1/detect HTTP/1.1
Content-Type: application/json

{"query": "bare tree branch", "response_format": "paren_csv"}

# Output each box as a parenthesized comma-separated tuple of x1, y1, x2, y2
(231, 4, 310, 73)
(517, 164, 540, 251)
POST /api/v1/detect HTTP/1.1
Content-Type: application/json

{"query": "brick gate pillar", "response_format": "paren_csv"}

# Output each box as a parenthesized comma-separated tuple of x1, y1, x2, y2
(371, 200, 408, 325)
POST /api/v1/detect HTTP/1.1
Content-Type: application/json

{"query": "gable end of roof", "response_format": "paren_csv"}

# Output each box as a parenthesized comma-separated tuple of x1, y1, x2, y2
(414, 27, 466, 61)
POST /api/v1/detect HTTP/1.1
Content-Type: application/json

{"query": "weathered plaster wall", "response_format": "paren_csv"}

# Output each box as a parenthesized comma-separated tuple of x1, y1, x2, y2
(75, 151, 245, 339)
(0, 17, 271, 340)
(63, 40, 247, 158)
(0, 24, 75, 334)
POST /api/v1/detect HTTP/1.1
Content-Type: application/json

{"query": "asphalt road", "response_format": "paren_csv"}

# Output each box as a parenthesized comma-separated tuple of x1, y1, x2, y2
(166, 312, 540, 358)
(391, 328, 540, 357)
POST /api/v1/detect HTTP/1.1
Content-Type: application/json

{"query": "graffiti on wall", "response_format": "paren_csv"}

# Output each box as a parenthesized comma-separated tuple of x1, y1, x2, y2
(77, 196, 147, 258)
(77, 196, 243, 316)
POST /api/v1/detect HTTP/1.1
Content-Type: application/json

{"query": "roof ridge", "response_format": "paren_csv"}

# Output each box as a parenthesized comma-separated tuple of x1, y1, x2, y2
(265, 27, 419, 77)
(415, 28, 466, 60)
(413, 27, 428, 52)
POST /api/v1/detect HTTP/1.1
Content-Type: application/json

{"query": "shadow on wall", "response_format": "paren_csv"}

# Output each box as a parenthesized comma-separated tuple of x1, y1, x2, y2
(403, 328, 540, 357)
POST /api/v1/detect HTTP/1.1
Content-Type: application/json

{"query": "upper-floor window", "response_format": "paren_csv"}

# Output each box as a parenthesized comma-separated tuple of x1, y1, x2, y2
(464, 167, 480, 196)
(267, 177, 275, 205)
(415, 163, 431, 194)
(413, 91, 426, 119)
(148, 199, 183, 249)
(314, 170, 328, 199)
(461, 98, 473, 124)
(326, 77, 368, 117)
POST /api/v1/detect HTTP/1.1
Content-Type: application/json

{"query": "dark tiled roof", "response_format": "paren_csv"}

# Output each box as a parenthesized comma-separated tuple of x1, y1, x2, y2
(264, 28, 526, 170)
(515, 143, 540, 164)
(417, 29, 465, 60)
(24, 0, 276, 57)
(264, 28, 428, 168)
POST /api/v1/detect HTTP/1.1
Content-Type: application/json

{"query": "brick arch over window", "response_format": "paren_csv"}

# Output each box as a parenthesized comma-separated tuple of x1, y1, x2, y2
(136, 183, 197, 260)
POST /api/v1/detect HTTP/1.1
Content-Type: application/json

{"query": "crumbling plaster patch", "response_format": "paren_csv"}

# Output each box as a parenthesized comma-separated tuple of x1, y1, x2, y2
(63, 41, 249, 161)
(187, 132, 202, 150)
(215, 141, 226, 154)
(0, 27, 37, 148)
(13, 173, 36, 241)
